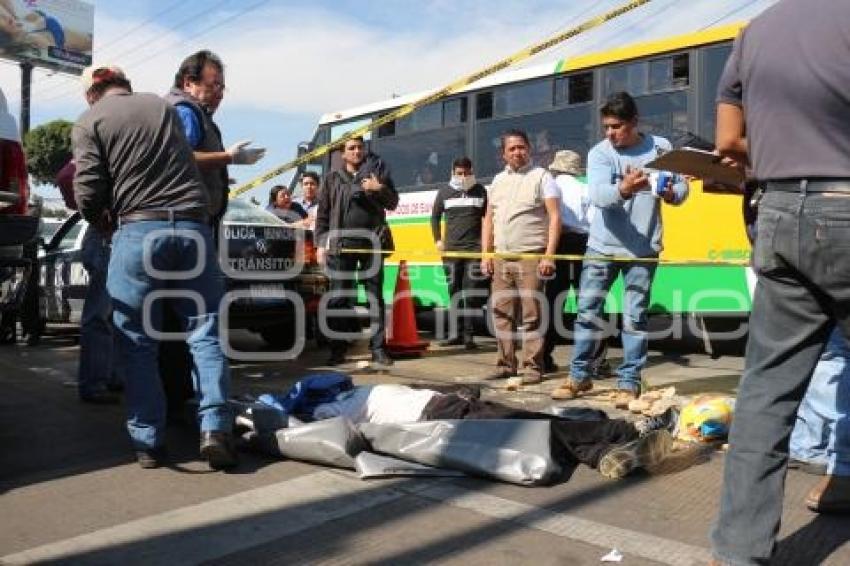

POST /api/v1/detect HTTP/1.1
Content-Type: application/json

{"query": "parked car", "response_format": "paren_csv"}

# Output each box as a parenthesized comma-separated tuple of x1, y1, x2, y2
(0, 86, 36, 342)
(38, 199, 328, 347)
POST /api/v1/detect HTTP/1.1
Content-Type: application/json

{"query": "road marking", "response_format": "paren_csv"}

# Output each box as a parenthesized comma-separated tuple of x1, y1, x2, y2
(416, 483, 712, 566)
(2, 469, 711, 565)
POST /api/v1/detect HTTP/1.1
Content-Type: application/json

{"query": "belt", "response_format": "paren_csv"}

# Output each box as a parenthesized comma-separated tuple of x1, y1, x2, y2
(119, 209, 208, 225)
(764, 179, 850, 193)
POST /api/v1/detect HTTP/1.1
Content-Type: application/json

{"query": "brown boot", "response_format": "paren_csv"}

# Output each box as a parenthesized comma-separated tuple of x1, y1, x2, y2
(550, 379, 592, 400)
(612, 388, 639, 409)
(805, 475, 850, 513)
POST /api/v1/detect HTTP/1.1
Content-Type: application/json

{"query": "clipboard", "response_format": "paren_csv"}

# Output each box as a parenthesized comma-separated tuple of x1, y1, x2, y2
(645, 147, 745, 186)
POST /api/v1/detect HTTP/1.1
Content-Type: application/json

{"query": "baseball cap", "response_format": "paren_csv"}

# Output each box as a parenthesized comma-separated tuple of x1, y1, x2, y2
(81, 65, 127, 92)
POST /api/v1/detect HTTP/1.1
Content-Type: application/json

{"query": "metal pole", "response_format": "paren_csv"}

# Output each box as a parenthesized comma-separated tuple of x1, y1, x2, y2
(20, 61, 32, 136)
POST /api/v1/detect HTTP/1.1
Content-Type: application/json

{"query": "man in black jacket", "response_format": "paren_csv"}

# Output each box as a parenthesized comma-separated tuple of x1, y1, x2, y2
(315, 137, 399, 367)
(430, 156, 487, 349)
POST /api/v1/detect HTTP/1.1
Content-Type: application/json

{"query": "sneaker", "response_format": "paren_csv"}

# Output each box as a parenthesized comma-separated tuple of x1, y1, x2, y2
(550, 379, 592, 400)
(520, 369, 543, 385)
(635, 407, 680, 437)
(371, 349, 394, 368)
(484, 368, 517, 380)
(200, 431, 238, 471)
(598, 430, 674, 480)
(136, 446, 167, 469)
(612, 388, 639, 409)
(438, 337, 464, 347)
(542, 357, 559, 374)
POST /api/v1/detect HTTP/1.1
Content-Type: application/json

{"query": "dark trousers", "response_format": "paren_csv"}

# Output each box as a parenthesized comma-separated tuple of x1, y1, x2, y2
(712, 188, 850, 564)
(443, 257, 486, 340)
(326, 246, 386, 353)
(421, 393, 638, 469)
(543, 231, 588, 361)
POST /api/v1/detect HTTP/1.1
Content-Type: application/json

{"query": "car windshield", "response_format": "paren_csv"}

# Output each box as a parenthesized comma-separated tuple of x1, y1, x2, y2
(223, 199, 288, 227)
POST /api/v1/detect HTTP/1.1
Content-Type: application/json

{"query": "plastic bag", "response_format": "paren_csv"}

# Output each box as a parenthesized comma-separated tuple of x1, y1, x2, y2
(678, 395, 735, 442)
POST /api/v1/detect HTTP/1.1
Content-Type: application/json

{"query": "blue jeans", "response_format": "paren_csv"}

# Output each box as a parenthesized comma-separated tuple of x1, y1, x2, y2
(789, 326, 850, 475)
(107, 220, 231, 450)
(570, 252, 656, 392)
(78, 229, 122, 397)
(712, 188, 850, 564)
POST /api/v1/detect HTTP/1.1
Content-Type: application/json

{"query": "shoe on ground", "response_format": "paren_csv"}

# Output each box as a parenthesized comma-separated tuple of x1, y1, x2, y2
(788, 458, 827, 476)
(200, 431, 239, 471)
(635, 407, 680, 437)
(79, 390, 121, 405)
(805, 475, 850, 513)
(542, 357, 559, 374)
(438, 337, 464, 347)
(371, 349, 394, 368)
(598, 430, 674, 479)
(326, 349, 347, 366)
(612, 388, 640, 409)
(464, 338, 478, 351)
(550, 378, 592, 400)
(136, 446, 167, 469)
(484, 368, 517, 380)
(520, 369, 543, 385)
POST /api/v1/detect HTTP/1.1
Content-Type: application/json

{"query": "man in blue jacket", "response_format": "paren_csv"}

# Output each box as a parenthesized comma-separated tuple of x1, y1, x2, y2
(551, 91, 688, 407)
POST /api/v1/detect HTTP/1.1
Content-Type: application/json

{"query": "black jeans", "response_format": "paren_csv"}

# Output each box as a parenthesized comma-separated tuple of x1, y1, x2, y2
(443, 257, 487, 340)
(421, 393, 637, 470)
(543, 231, 588, 360)
(713, 187, 850, 564)
(325, 244, 386, 353)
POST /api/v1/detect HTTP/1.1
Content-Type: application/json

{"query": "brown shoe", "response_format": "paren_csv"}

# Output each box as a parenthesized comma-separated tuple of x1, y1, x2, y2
(550, 379, 592, 400)
(485, 368, 516, 380)
(520, 370, 543, 385)
(805, 475, 850, 513)
(612, 389, 639, 409)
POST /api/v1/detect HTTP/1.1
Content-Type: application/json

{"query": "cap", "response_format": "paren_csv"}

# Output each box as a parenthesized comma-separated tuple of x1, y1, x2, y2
(549, 150, 583, 176)
(81, 65, 127, 92)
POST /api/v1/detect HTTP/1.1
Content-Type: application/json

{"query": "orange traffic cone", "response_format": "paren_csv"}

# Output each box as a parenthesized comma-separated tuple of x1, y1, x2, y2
(385, 260, 429, 356)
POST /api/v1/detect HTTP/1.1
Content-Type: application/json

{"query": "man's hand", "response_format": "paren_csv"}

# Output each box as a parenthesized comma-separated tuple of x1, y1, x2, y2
(619, 166, 649, 198)
(480, 256, 494, 276)
(538, 258, 555, 277)
(228, 140, 266, 165)
(435, 240, 444, 253)
(361, 173, 383, 193)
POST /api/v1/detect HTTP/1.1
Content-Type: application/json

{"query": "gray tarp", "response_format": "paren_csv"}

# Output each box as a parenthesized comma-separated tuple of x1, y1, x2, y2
(359, 419, 562, 486)
(355, 451, 466, 479)
(265, 417, 367, 469)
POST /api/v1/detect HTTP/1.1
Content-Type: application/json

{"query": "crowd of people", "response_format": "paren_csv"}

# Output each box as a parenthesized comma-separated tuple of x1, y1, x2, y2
(6, 0, 847, 561)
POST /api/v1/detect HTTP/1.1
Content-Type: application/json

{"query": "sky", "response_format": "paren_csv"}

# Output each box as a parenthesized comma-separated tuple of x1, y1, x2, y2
(0, 0, 777, 204)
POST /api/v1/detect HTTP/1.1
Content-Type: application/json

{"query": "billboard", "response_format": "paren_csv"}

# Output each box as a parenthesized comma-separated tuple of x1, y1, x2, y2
(0, 0, 93, 74)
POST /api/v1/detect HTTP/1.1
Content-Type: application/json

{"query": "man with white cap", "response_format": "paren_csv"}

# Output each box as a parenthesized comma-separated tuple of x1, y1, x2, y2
(72, 64, 236, 470)
(542, 150, 597, 374)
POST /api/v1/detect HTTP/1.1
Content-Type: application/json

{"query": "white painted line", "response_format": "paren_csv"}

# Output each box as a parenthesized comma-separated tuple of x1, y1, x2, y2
(1, 471, 403, 566)
(414, 483, 713, 566)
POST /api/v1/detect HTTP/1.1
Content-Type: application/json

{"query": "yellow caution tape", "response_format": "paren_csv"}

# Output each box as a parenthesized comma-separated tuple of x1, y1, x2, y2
(230, 0, 653, 198)
(338, 247, 750, 267)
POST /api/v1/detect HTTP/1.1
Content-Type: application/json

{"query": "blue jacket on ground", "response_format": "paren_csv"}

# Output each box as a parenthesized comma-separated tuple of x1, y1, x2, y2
(586, 134, 688, 258)
(258, 373, 354, 420)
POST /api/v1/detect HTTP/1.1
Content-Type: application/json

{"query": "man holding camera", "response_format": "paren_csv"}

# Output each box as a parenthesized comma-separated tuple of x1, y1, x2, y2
(552, 91, 688, 407)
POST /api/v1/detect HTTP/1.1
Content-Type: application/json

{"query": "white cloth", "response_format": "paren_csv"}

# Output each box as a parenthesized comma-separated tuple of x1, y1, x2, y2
(313, 385, 438, 424)
(554, 174, 594, 234)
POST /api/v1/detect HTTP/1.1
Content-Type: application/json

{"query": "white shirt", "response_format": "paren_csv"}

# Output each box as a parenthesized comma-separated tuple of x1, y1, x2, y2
(554, 174, 594, 234)
(312, 385, 438, 424)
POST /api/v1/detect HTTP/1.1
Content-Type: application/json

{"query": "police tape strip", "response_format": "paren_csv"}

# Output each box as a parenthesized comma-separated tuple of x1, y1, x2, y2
(338, 247, 751, 267)
(229, 0, 654, 198)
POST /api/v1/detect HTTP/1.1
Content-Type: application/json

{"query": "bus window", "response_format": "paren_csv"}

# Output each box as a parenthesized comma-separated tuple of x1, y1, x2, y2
(699, 44, 733, 143)
(476, 92, 493, 120)
(397, 102, 442, 134)
(443, 98, 467, 127)
(555, 72, 594, 106)
(474, 106, 594, 178)
(373, 126, 466, 192)
(494, 79, 552, 116)
(605, 54, 690, 96)
(634, 91, 690, 141)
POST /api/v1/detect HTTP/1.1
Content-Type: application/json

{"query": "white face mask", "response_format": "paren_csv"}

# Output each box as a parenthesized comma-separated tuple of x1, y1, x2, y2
(450, 174, 476, 191)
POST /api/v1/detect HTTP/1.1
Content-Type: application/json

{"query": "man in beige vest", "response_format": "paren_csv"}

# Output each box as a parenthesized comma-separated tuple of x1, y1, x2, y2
(481, 129, 561, 384)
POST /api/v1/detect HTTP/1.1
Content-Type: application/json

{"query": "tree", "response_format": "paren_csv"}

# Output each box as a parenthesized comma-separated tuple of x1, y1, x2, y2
(23, 120, 73, 186)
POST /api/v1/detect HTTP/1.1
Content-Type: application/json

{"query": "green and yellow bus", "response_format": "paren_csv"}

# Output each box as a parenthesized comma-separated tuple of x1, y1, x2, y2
(294, 24, 753, 318)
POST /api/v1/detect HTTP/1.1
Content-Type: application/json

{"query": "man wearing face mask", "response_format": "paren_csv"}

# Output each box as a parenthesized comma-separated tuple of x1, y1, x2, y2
(430, 157, 487, 349)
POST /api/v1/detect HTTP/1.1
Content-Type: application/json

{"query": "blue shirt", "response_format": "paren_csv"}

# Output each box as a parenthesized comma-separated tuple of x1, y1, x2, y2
(174, 104, 203, 148)
(586, 134, 688, 257)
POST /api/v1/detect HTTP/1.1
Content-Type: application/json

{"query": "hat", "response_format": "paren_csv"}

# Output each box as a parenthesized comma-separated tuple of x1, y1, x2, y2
(81, 65, 127, 92)
(549, 150, 583, 175)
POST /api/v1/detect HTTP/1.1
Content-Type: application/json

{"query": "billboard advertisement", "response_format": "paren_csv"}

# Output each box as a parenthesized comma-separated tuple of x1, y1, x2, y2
(0, 0, 93, 74)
